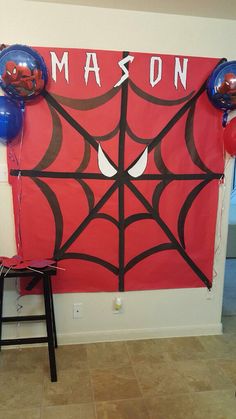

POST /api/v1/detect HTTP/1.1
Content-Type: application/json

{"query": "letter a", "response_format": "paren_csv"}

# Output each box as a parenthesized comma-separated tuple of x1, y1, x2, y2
(84, 53, 101, 86)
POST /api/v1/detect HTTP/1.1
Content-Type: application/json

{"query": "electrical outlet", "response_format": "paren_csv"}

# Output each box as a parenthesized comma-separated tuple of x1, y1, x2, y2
(73, 303, 83, 319)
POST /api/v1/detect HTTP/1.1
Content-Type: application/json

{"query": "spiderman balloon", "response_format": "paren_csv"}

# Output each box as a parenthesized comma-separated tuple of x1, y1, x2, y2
(207, 61, 236, 111)
(0, 44, 47, 101)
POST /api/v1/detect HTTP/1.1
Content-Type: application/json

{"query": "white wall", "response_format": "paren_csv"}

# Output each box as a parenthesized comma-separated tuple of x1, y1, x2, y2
(0, 0, 235, 344)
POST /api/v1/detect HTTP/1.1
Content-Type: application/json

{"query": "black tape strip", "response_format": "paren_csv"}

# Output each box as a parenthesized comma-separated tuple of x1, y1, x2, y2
(154, 141, 173, 174)
(76, 141, 91, 172)
(118, 51, 129, 292)
(185, 104, 212, 173)
(56, 180, 119, 259)
(118, 182, 125, 291)
(33, 103, 63, 171)
(92, 213, 119, 228)
(51, 85, 121, 110)
(32, 177, 63, 257)
(61, 252, 119, 275)
(129, 80, 195, 106)
(124, 243, 176, 273)
(126, 124, 154, 144)
(10, 170, 223, 180)
(124, 213, 153, 228)
(95, 124, 120, 142)
(177, 179, 212, 249)
(118, 51, 129, 172)
(10, 170, 112, 179)
(135, 173, 223, 180)
(76, 179, 95, 212)
(127, 180, 212, 289)
(152, 180, 173, 214)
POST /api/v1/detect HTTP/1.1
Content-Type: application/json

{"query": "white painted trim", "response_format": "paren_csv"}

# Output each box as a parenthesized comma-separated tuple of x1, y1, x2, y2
(56, 323, 223, 345)
(2, 322, 222, 349)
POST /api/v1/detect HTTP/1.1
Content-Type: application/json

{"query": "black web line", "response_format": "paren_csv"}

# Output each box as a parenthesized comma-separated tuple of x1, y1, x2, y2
(60, 252, 119, 275)
(124, 243, 176, 273)
(10, 170, 223, 180)
(118, 51, 129, 291)
(177, 179, 212, 249)
(32, 177, 63, 257)
(33, 102, 63, 171)
(129, 80, 195, 106)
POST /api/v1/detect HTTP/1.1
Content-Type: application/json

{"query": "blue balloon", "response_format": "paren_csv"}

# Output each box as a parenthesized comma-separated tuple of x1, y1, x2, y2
(207, 61, 236, 111)
(0, 44, 48, 101)
(0, 96, 23, 143)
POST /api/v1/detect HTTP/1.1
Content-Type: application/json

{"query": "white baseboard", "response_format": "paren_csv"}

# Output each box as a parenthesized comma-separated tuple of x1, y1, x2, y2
(57, 323, 223, 345)
(2, 323, 223, 349)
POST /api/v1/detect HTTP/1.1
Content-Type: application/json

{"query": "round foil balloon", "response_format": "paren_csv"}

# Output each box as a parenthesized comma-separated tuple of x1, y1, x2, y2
(207, 61, 236, 111)
(223, 117, 236, 156)
(0, 44, 47, 101)
(0, 96, 23, 143)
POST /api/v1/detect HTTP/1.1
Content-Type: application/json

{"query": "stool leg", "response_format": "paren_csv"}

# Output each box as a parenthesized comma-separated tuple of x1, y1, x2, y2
(43, 275, 57, 382)
(48, 276, 58, 348)
(0, 275, 4, 351)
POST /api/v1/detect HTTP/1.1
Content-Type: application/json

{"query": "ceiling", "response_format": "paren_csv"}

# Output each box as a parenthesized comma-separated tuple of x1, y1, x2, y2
(32, 0, 236, 20)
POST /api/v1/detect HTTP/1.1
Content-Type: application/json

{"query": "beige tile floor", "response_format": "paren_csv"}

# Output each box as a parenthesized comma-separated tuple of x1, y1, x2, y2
(0, 316, 236, 419)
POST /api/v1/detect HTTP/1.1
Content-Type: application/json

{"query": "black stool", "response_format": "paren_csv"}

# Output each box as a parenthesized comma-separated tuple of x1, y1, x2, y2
(0, 265, 58, 382)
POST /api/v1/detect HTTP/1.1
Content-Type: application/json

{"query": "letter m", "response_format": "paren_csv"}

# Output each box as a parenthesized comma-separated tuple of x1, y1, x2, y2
(50, 51, 69, 83)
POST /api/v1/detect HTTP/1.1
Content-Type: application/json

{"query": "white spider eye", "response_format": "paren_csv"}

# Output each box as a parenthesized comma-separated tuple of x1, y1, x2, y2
(98, 144, 117, 177)
(13, 67, 17, 74)
(7, 70, 11, 75)
(128, 147, 148, 178)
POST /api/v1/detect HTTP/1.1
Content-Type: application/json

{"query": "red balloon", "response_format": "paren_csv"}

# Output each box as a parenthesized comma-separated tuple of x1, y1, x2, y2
(223, 117, 236, 156)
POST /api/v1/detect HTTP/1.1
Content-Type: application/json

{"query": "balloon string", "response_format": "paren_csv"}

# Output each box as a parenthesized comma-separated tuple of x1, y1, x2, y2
(15, 109, 25, 257)
(213, 155, 230, 280)
(15, 278, 23, 352)
(13, 112, 24, 344)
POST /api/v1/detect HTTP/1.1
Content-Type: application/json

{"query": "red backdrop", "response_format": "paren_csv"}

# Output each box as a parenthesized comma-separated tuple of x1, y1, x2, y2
(7, 47, 224, 293)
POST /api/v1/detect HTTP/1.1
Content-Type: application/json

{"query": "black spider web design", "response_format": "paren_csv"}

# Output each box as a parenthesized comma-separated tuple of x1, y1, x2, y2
(10, 52, 224, 291)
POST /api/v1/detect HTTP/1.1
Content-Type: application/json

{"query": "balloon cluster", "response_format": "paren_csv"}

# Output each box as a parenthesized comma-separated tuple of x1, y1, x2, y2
(0, 44, 47, 144)
(207, 60, 236, 156)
